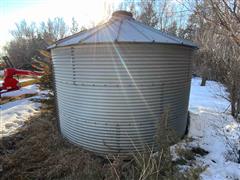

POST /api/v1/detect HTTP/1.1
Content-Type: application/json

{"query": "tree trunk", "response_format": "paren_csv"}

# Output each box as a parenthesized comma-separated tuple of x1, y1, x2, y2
(201, 76, 207, 86)
(236, 96, 240, 120)
(231, 100, 236, 117)
(230, 82, 238, 119)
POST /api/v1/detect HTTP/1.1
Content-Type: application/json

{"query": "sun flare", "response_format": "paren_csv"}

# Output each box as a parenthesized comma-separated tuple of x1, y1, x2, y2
(0, 0, 120, 50)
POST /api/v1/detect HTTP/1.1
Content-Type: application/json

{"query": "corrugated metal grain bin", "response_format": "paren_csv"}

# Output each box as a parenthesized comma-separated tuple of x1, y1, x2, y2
(49, 11, 197, 156)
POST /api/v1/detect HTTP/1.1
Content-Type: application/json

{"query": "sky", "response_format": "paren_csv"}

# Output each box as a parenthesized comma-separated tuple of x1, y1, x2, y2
(0, 0, 188, 54)
(0, 0, 121, 53)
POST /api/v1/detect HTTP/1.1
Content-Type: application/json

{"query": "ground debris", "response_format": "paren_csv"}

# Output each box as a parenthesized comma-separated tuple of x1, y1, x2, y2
(191, 147, 209, 156)
(1, 93, 37, 105)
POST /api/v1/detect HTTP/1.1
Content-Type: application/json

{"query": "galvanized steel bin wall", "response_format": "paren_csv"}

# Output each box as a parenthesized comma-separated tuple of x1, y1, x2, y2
(52, 43, 193, 156)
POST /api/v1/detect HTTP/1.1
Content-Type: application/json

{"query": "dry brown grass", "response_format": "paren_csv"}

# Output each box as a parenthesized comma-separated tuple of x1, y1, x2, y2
(0, 102, 107, 180)
(0, 99, 205, 180)
(0, 93, 37, 105)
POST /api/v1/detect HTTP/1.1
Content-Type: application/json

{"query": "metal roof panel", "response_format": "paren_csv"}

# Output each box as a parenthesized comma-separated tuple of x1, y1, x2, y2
(49, 11, 197, 49)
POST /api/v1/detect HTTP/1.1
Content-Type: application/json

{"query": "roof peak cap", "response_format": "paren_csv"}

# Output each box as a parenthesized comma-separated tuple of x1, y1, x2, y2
(112, 10, 133, 19)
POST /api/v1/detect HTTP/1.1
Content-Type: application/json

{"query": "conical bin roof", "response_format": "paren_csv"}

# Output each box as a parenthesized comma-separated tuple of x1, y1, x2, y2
(48, 10, 197, 49)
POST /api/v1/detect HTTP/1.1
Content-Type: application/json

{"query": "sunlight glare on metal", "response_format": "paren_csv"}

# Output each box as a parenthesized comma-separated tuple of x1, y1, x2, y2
(111, 43, 159, 122)
(103, 26, 151, 146)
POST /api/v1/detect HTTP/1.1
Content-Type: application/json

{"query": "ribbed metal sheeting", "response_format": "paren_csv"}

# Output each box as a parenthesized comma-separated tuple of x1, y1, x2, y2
(48, 10, 197, 49)
(52, 43, 193, 156)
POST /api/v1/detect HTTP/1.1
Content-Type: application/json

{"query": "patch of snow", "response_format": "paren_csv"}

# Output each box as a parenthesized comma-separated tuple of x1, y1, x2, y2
(0, 70, 3, 76)
(1, 84, 39, 97)
(185, 77, 240, 180)
(0, 84, 47, 138)
(189, 78, 229, 114)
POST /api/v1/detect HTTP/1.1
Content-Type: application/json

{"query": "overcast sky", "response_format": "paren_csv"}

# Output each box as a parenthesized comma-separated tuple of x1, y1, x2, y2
(0, 0, 121, 52)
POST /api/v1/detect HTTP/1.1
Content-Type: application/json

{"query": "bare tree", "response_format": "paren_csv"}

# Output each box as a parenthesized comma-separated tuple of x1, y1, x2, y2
(137, 0, 159, 28)
(4, 20, 45, 68)
(187, 0, 240, 118)
(166, 21, 178, 36)
(186, 6, 217, 85)
(70, 17, 79, 34)
(198, 0, 240, 118)
(157, 0, 174, 31)
(120, 0, 185, 34)
(45, 17, 69, 41)
(4, 18, 69, 69)
(119, 0, 137, 16)
(195, 0, 240, 46)
(214, 37, 240, 118)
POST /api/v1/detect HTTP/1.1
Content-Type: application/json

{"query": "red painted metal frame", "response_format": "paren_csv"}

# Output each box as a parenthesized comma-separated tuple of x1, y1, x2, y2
(0, 68, 43, 93)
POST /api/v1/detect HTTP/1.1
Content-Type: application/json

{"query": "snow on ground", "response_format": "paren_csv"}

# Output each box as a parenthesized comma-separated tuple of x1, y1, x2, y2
(0, 78, 34, 86)
(0, 84, 47, 138)
(0, 78, 41, 97)
(1, 84, 39, 97)
(185, 77, 240, 180)
(189, 77, 229, 113)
